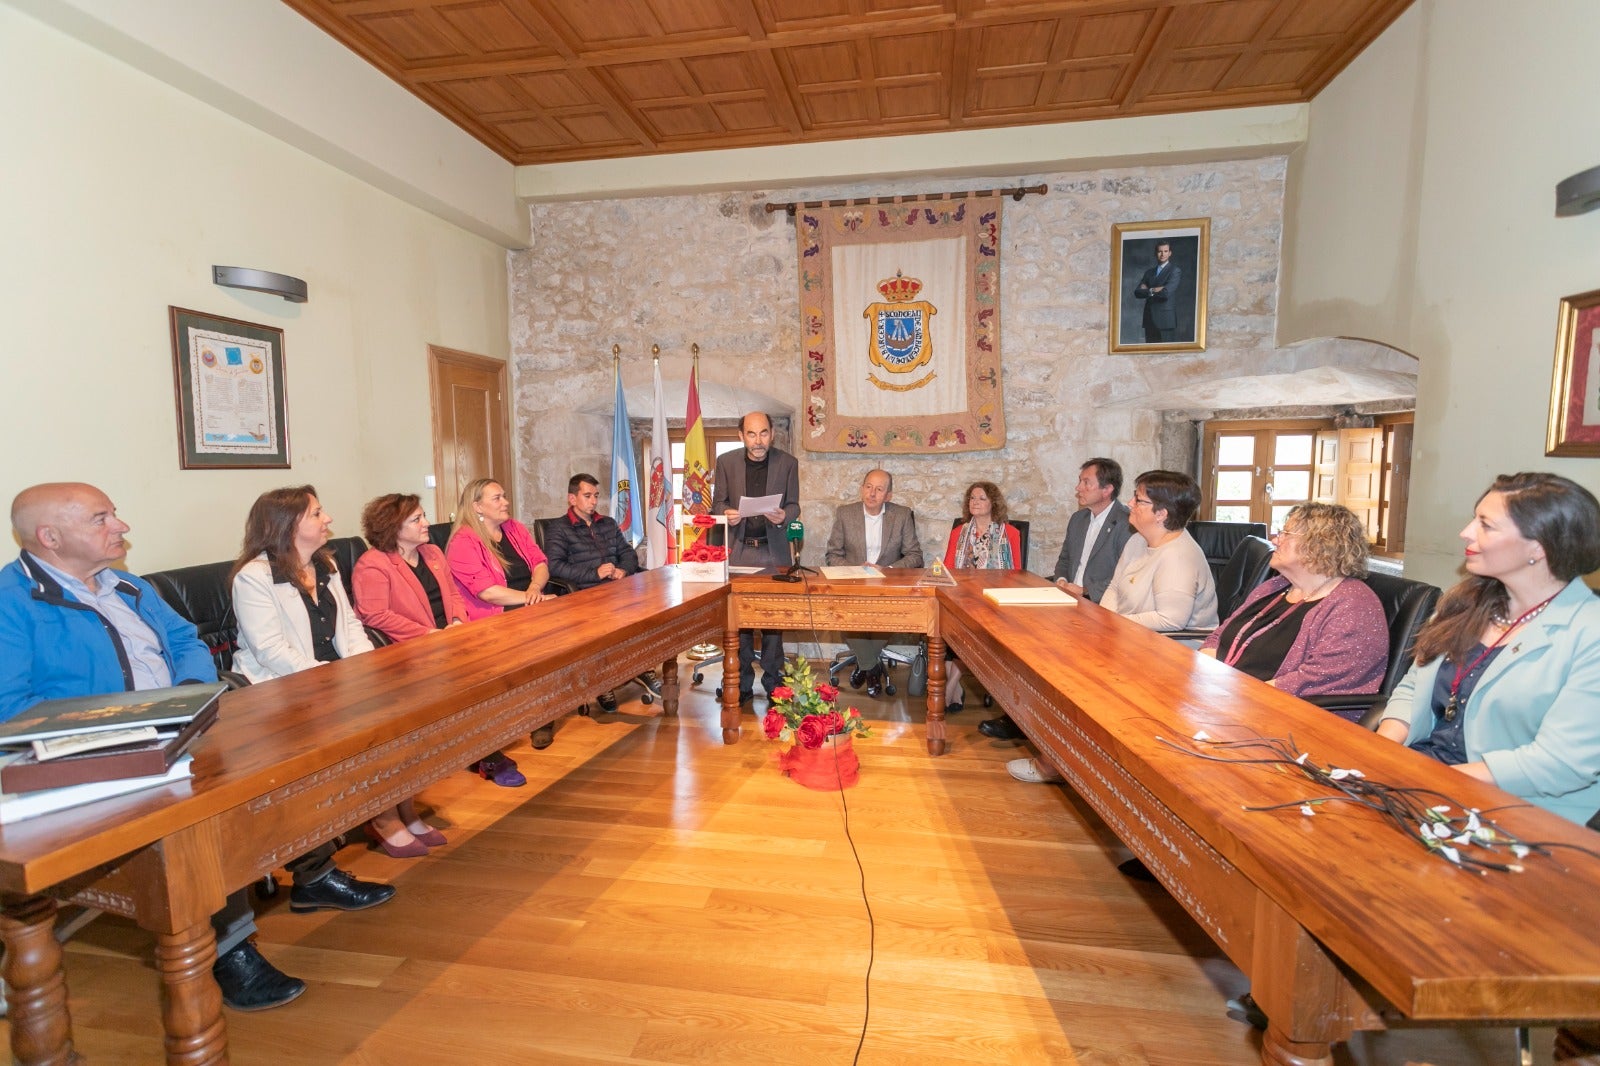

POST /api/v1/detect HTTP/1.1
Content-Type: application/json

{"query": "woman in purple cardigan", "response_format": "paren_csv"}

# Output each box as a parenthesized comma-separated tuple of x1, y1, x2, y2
(1199, 502, 1387, 713)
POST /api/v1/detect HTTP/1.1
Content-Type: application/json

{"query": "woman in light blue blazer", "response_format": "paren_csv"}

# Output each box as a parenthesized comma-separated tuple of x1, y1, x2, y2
(1378, 472, 1600, 826)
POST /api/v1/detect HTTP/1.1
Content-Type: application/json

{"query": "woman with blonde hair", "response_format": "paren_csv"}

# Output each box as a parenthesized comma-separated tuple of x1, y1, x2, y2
(445, 477, 552, 786)
(1199, 502, 1387, 709)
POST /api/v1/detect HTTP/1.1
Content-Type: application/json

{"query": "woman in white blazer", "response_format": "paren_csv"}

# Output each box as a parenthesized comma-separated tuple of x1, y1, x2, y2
(231, 486, 427, 861)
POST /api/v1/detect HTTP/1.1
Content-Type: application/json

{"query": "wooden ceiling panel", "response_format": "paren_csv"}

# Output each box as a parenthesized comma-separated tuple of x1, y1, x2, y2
(281, 0, 1416, 163)
(1069, 10, 1155, 59)
(434, 2, 549, 55)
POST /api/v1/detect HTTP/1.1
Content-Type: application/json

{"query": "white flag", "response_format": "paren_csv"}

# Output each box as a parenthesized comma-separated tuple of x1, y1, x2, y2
(645, 358, 674, 567)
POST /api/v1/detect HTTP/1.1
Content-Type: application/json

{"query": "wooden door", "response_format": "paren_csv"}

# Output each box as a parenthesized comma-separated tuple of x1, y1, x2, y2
(1379, 420, 1413, 554)
(428, 346, 512, 522)
(1337, 427, 1383, 540)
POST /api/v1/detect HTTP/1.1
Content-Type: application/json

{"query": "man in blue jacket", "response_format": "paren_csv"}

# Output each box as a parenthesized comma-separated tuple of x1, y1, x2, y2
(1, 482, 390, 1013)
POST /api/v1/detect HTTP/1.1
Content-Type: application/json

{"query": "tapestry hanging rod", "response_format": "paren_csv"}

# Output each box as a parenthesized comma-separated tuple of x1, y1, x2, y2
(764, 183, 1047, 216)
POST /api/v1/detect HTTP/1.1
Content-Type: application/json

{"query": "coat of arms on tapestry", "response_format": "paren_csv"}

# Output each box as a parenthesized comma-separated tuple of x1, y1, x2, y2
(795, 199, 1006, 453)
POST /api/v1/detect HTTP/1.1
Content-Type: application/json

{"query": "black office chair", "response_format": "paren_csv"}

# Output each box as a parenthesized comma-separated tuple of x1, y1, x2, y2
(1164, 535, 1274, 642)
(429, 521, 454, 548)
(143, 560, 248, 686)
(325, 535, 391, 648)
(1188, 520, 1269, 585)
(1302, 573, 1442, 728)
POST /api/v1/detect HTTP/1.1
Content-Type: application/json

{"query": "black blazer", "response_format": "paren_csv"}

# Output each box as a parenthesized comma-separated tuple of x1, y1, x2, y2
(711, 447, 801, 568)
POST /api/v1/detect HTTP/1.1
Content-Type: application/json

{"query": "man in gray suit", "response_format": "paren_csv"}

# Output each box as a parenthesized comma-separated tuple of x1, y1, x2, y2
(1052, 457, 1132, 603)
(823, 469, 924, 697)
(712, 411, 800, 703)
(981, 457, 1130, 740)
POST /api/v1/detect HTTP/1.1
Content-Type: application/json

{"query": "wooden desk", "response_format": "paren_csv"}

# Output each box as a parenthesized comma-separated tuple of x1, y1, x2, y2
(719, 571, 950, 753)
(0, 571, 727, 1066)
(938, 571, 1600, 1066)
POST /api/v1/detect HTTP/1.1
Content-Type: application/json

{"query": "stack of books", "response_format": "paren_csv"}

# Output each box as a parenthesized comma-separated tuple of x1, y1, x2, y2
(0, 684, 225, 824)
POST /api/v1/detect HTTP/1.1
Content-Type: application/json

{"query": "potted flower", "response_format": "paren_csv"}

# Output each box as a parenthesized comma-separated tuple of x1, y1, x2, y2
(762, 656, 869, 789)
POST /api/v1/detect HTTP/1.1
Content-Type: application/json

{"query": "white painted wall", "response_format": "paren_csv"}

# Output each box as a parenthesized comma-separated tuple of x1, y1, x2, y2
(1280, 0, 1600, 588)
(0, 7, 510, 572)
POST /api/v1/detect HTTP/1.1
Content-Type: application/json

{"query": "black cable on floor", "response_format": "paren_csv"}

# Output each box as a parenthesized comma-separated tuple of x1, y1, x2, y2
(794, 571, 875, 1064)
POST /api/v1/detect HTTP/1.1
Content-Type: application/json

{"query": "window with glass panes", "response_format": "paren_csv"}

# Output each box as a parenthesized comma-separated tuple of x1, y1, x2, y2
(664, 428, 743, 531)
(1202, 420, 1326, 532)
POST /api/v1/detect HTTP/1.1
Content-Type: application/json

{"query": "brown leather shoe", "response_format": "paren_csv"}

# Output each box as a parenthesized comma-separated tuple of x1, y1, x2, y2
(530, 724, 554, 749)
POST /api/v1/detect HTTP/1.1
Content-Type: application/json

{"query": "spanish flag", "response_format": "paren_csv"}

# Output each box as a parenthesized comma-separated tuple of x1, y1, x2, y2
(681, 358, 712, 546)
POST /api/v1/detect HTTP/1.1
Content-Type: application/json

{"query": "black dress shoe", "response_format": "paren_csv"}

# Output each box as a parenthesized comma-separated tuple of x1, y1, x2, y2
(865, 667, 884, 699)
(978, 715, 1024, 741)
(596, 691, 619, 713)
(848, 668, 866, 690)
(638, 670, 662, 695)
(289, 868, 397, 913)
(213, 941, 306, 1012)
(529, 724, 554, 749)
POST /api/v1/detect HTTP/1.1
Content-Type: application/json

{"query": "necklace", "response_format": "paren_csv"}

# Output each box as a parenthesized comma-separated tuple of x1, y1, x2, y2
(1219, 590, 1311, 667)
(1489, 594, 1558, 628)
(1443, 590, 1561, 720)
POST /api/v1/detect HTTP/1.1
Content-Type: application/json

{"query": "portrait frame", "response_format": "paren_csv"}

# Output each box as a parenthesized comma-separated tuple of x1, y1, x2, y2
(1545, 286, 1600, 457)
(168, 307, 290, 469)
(1109, 218, 1210, 354)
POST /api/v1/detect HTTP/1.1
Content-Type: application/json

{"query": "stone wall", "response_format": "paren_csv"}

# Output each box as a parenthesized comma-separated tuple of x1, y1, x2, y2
(509, 156, 1288, 573)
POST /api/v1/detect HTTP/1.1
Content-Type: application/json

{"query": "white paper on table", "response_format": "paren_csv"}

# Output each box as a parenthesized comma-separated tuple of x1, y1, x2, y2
(728, 566, 765, 575)
(737, 494, 783, 517)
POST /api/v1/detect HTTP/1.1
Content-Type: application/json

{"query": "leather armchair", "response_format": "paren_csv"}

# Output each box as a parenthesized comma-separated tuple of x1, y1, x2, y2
(1301, 573, 1442, 728)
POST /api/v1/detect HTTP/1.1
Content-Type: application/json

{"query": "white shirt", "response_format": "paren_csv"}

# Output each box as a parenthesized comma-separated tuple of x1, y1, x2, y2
(1100, 530, 1219, 631)
(33, 557, 173, 690)
(863, 508, 884, 565)
(1072, 505, 1113, 588)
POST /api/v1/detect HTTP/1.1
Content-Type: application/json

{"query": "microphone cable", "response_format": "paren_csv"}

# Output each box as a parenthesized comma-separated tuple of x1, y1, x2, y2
(791, 569, 875, 1064)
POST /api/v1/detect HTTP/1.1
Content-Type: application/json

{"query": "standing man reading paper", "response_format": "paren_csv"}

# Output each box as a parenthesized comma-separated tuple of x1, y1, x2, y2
(712, 412, 800, 704)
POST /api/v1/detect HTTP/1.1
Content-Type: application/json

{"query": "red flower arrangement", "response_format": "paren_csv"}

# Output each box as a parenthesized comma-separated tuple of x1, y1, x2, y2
(762, 656, 871, 749)
(681, 542, 727, 562)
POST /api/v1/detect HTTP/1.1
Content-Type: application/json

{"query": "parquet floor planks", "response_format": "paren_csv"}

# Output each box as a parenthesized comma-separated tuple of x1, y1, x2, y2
(17, 661, 1554, 1064)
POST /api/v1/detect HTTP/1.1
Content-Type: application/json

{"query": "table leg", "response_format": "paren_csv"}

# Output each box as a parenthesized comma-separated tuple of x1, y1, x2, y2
(154, 921, 227, 1066)
(721, 626, 741, 744)
(1250, 896, 1347, 1066)
(1260, 1028, 1333, 1066)
(0, 895, 81, 1066)
(925, 635, 947, 756)
(661, 657, 679, 717)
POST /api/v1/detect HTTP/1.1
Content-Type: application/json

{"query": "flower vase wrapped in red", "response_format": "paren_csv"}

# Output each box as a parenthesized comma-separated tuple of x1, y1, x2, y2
(762, 656, 870, 790)
(678, 513, 729, 581)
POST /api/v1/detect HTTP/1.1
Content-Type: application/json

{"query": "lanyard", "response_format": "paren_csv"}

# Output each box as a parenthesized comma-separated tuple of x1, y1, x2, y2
(1219, 592, 1304, 667)
(1443, 592, 1559, 720)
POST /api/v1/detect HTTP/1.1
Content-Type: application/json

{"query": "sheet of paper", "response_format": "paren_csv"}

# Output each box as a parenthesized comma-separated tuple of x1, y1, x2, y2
(818, 565, 882, 579)
(737, 494, 783, 518)
(728, 566, 765, 575)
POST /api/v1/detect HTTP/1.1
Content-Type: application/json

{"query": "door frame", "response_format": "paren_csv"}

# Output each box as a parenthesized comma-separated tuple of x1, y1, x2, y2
(427, 345, 513, 523)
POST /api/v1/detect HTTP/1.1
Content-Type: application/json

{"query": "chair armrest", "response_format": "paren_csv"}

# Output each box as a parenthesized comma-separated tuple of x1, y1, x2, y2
(1300, 694, 1389, 731)
(364, 626, 393, 648)
(1162, 627, 1216, 642)
(219, 670, 251, 690)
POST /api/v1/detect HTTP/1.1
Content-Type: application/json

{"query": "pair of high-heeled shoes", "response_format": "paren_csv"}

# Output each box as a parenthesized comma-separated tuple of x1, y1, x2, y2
(366, 822, 447, 859)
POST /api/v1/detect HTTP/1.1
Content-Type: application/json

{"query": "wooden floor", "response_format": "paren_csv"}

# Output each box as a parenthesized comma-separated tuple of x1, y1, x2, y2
(24, 658, 1553, 1064)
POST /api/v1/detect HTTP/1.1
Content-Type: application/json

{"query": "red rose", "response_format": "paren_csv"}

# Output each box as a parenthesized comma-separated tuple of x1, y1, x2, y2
(770, 686, 794, 701)
(692, 514, 717, 527)
(762, 710, 785, 739)
(816, 683, 839, 702)
(847, 707, 861, 718)
(797, 715, 827, 749)
(823, 710, 845, 736)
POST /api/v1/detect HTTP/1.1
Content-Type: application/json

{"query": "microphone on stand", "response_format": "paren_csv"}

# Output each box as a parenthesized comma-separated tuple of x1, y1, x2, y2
(773, 518, 816, 581)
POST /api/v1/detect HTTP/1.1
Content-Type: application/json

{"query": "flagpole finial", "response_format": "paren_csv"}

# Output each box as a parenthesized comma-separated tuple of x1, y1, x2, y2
(651, 343, 660, 362)
(612, 343, 620, 364)
(691, 342, 699, 361)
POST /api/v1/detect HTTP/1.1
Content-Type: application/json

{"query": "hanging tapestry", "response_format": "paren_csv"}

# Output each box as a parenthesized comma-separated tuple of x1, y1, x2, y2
(796, 199, 1005, 453)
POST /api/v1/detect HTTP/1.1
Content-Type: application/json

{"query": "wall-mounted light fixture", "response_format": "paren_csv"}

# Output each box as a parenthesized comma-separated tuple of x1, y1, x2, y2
(1556, 164, 1600, 217)
(212, 265, 308, 303)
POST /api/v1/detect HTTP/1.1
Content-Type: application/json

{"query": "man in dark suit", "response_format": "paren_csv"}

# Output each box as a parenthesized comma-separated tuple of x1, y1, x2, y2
(1133, 241, 1182, 344)
(823, 469, 924, 696)
(712, 412, 800, 703)
(981, 458, 1131, 740)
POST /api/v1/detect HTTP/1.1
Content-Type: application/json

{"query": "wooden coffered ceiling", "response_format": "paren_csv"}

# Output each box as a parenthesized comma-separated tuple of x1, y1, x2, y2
(281, 0, 1412, 165)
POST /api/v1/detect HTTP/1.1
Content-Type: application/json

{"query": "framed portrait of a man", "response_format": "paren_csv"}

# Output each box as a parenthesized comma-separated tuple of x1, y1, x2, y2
(1109, 218, 1209, 354)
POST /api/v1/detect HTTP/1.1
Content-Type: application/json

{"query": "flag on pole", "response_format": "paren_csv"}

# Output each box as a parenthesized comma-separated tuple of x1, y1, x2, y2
(611, 355, 644, 546)
(681, 347, 712, 551)
(645, 351, 673, 567)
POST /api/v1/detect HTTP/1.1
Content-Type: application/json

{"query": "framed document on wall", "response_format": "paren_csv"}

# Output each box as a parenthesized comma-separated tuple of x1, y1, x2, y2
(1546, 287, 1600, 457)
(168, 307, 290, 469)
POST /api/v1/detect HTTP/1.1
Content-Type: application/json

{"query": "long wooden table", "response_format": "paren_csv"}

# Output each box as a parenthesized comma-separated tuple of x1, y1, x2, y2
(719, 570, 950, 752)
(939, 570, 1600, 1066)
(0, 570, 726, 1066)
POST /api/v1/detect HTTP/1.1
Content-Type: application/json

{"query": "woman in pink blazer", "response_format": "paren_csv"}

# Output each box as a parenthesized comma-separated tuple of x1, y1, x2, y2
(349, 494, 462, 855)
